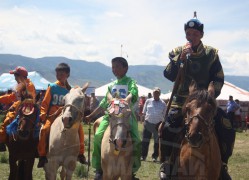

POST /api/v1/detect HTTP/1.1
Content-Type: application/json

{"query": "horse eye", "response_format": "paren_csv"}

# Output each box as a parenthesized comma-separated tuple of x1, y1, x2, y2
(192, 117, 199, 122)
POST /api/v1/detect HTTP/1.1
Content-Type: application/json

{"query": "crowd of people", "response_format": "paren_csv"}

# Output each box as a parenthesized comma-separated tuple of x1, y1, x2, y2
(0, 12, 245, 180)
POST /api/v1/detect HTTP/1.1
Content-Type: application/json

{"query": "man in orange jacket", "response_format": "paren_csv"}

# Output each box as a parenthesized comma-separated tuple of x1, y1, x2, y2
(0, 66, 36, 151)
(37, 63, 86, 168)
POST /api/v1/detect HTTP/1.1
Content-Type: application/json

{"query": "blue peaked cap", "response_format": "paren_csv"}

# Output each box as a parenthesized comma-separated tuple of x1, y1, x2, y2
(184, 12, 204, 32)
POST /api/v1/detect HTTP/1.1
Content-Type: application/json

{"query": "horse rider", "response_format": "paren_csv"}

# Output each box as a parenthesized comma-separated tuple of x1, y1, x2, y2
(158, 12, 234, 179)
(0, 66, 36, 151)
(37, 63, 87, 168)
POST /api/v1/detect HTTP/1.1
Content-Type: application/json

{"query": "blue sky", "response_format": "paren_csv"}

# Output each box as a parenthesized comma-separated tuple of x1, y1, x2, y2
(0, 0, 249, 76)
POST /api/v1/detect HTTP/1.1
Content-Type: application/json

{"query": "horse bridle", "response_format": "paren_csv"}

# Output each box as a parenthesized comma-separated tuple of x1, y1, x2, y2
(109, 119, 131, 150)
(13, 106, 39, 141)
(185, 113, 214, 148)
(62, 103, 85, 121)
(108, 101, 131, 149)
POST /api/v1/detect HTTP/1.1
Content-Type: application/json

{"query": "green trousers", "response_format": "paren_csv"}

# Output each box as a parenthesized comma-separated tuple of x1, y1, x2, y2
(92, 114, 141, 173)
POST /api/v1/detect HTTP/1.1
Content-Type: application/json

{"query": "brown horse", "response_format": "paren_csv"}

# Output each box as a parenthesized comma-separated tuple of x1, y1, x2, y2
(100, 98, 133, 180)
(178, 81, 221, 179)
(6, 98, 40, 180)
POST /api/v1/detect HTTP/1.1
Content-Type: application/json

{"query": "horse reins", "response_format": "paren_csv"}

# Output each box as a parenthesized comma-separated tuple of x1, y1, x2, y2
(62, 103, 85, 120)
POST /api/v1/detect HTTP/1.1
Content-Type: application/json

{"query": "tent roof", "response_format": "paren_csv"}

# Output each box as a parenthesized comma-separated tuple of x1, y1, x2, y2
(0, 71, 51, 91)
(160, 81, 249, 102)
(217, 81, 249, 101)
(95, 83, 156, 97)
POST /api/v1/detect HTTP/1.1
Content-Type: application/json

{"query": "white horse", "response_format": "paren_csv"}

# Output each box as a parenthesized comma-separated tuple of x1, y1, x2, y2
(44, 84, 88, 180)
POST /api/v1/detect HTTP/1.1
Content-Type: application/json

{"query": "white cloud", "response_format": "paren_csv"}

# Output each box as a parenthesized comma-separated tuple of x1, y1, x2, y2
(105, 11, 123, 18)
(0, 0, 248, 76)
(220, 51, 249, 76)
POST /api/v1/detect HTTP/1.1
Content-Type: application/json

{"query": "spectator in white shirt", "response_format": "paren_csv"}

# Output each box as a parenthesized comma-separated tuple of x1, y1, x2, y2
(141, 87, 166, 162)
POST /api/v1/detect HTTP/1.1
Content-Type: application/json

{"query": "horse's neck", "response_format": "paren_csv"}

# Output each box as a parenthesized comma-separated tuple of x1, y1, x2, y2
(49, 115, 80, 156)
(52, 115, 64, 132)
(51, 115, 80, 140)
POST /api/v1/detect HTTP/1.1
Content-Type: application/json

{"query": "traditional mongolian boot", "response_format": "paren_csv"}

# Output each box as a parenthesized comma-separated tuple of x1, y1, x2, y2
(220, 163, 232, 180)
(77, 154, 88, 164)
(94, 169, 103, 180)
(37, 156, 48, 168)
(132, 173, 140, 180)
(159, 161, 172, 180)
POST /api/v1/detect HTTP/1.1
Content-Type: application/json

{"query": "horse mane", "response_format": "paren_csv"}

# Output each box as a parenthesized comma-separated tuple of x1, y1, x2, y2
(182, 89, 217, 115)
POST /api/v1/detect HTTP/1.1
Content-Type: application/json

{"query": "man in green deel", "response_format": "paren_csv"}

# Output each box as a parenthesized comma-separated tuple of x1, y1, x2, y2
(86, 57, 141, 180)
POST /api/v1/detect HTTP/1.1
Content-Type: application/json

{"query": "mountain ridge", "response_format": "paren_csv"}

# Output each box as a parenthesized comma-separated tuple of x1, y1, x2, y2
(0, 54, 248, 93)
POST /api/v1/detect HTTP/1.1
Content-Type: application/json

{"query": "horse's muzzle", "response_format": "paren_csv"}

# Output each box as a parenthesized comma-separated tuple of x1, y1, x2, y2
(187, 132, 203, 148)
(62, 117, 73, 128)
(114, 138, 127, 150)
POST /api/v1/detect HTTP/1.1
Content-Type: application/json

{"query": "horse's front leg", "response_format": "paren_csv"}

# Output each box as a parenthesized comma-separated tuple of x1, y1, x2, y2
(17, 159, 35, 180)
(64, 156, 77, 180)
(44, 158, 60, 180)
(23, 158, 35, 180)
(8, 155, 18, 180)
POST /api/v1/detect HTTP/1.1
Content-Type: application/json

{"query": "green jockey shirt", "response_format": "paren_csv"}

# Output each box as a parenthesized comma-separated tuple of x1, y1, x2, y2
(99, 75, 138, 117)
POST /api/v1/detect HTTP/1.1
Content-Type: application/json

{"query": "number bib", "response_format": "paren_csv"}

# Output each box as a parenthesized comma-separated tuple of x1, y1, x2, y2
(49, 83, 69, 106)
(111, 85, 128, 99)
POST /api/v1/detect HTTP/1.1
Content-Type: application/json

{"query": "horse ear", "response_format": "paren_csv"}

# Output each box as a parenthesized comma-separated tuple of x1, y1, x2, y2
(82, 82, 90, 93)
(208, 81, 215, 98)
(189, 80, 197, 95)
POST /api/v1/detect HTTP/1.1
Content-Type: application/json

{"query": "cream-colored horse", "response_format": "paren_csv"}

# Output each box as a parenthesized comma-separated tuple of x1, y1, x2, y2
(44, 84, 88, 180)
(95, 97, 133, 180)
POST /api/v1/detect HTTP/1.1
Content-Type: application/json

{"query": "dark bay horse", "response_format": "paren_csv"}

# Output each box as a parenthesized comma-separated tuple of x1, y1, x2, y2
(178, 81, 221, 179)
(6, 98, 40, 180)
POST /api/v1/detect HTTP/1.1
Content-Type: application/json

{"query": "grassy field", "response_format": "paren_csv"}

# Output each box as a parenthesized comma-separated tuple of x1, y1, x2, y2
(0, 123, 248, 180)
